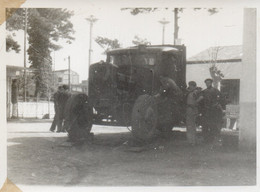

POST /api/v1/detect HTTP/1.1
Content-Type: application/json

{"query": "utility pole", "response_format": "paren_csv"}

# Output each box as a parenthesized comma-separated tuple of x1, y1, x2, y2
(173, 8, 179, 45)
(158, 18, 170, 45)
(23, 8, 27, 102)
(68, 56, 71, 91)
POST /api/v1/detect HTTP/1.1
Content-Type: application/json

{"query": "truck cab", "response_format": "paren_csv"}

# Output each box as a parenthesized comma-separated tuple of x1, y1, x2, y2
(88, 45, 186, 140)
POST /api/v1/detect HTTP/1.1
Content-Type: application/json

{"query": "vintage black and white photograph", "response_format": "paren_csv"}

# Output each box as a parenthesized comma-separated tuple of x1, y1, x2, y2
(0, 0, 258, 191)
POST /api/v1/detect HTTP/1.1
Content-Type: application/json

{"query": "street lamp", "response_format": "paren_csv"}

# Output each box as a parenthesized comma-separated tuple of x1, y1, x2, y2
(86, 15, 98, 68)
(86, 15, 98, 95)
(158, 18, 170, 45)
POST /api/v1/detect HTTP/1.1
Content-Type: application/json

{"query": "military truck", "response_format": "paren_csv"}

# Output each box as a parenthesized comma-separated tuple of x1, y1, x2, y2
(88, 44, 187, 141)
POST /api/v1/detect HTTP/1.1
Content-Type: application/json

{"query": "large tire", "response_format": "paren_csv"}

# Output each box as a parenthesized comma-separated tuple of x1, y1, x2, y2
(131, 95, 160, 141)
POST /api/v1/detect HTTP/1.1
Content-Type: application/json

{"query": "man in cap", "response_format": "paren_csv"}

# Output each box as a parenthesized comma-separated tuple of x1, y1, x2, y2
(186, 81, 203, 145)
(201, 78, 224, 143)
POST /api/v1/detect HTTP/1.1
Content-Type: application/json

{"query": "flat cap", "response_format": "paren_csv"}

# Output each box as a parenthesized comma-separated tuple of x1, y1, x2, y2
(204, 78, 213, 83)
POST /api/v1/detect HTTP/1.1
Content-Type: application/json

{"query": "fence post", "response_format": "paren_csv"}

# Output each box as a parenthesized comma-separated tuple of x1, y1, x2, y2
(36, 95, 38, 119)
(21, 102, 24, 119)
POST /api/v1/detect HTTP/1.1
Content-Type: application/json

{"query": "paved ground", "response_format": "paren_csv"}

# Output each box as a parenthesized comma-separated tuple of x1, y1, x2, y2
(7, 121, 256, 187)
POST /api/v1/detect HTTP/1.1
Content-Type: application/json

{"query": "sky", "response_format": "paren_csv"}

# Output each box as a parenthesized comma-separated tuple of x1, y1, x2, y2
(6, 6, 243, 82)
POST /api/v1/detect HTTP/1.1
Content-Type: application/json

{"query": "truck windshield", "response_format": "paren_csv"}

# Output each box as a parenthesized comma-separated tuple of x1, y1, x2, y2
(109, 53, 156, 67)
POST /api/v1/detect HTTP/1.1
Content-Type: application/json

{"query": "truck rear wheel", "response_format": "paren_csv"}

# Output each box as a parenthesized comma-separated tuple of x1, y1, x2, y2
(131, 95, 160, 141)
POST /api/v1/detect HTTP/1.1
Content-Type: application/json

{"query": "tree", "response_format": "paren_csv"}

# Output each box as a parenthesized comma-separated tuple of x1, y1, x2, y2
(132, 35, 151, 46)
(207, 46, 224, 88)
(17, 70, 36, 98)
(6, 8, 75, 97)
(121, 8, 219, 44)
(6, 8, 24, 53)
(6, 35, 20, 53)
(95, 36, 121, 53)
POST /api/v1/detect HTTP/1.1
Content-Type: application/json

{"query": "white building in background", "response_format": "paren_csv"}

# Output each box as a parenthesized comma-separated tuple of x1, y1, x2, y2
(54, 69, 88, 93)
(186, 45, 242, 105)
(54, 69, 80, 86)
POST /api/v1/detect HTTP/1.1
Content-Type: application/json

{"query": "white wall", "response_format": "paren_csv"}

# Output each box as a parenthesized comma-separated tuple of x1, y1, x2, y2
(186, 62, 242, 88)
(239, 8, 257, 151)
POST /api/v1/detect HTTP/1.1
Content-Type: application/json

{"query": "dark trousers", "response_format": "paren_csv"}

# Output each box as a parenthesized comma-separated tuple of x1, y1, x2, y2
(50, 114, 58, 131)
(202, 108, 222, 143)
(50, 110, 64, 132)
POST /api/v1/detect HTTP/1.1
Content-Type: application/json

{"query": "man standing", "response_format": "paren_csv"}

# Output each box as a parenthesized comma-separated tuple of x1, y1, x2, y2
(186, 81, 203, 145)
(201, 78, 224, 143)
(56, 84, 70, 132)
(49, 86, 63, 132)
(11, 79, 19, 119)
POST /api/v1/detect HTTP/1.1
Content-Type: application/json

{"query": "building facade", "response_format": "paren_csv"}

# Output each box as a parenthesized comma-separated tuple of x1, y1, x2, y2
(53, 69, 89, 93)
(54, 69, 80, 86)
(186, 45, 242, 105)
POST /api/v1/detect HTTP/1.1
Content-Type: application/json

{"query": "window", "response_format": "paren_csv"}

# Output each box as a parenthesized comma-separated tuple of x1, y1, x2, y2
(58, 77, 63, 83)
(220, 79, 240, 105)
(109, 53, 156, 66)
(161, 53, 179, 79)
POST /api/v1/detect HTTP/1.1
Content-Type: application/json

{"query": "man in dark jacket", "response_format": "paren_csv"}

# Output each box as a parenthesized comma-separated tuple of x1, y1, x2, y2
(50, 86, 64, 132)
(11, 79, 19, 119)
(56, 85, 71, 132)
(201, 78, 224, 143)
(186, 81, 203, 145)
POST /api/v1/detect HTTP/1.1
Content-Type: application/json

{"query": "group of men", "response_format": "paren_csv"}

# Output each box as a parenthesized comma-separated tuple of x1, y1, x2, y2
(50, 78, 223, 144)
(186, 78, 224, 145)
